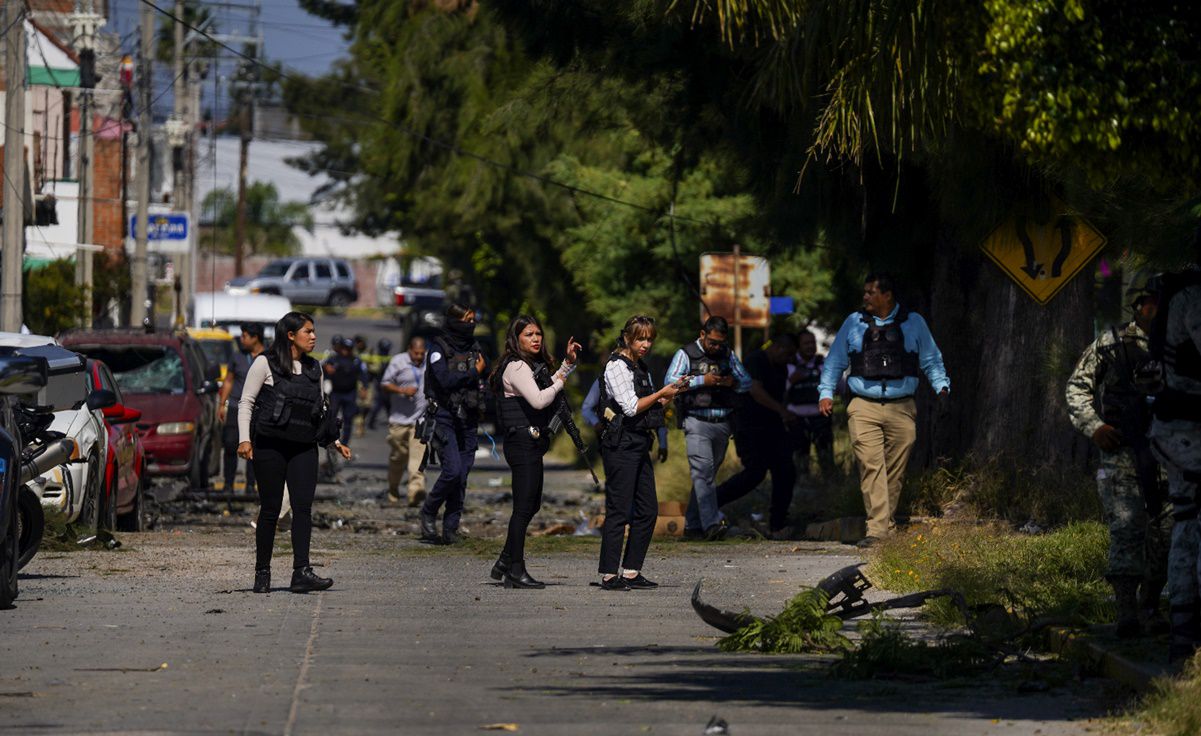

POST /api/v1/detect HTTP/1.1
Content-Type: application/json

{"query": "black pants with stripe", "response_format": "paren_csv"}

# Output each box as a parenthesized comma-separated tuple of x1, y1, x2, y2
(598, 430, 657, 575)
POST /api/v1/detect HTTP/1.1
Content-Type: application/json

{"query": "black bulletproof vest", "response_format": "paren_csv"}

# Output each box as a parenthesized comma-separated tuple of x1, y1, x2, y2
(787, 356, 824, 406)
(425, 337, 484, 413)
(252, 356, 323, 444)
(676, 342, 738, 415)
(601, 353, 664, 432)
(327, 354, 361, 393)
(228, 351, 255, 403)
(848, 310, 920, 381)
(497, 357, 554, 433)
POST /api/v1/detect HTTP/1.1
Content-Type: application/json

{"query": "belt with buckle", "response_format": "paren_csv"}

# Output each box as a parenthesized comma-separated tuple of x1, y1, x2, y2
(851, 394, 913, 405)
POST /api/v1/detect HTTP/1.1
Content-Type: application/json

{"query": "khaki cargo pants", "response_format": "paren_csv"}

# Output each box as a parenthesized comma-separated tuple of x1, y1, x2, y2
(847, 396, 917, 538)
(387, 423, 427, 503)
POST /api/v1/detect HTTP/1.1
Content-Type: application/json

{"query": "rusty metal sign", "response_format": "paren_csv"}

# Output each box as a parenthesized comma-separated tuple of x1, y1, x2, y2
(699, 253, 771, 328)
(980, 202, 1106, 305)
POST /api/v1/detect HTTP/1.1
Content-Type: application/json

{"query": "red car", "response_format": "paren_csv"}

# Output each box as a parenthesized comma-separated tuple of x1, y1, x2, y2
(86, 360, 148, 531)
(61, 330, 221, 491)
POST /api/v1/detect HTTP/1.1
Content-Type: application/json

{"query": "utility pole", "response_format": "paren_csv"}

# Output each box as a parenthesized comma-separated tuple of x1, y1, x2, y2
(72, 0, 102, 328)
(1, 0, 26, 332)
(130, 2, 153, 328)
(167, 0, 189, 327)
(233, 63, 254, 277)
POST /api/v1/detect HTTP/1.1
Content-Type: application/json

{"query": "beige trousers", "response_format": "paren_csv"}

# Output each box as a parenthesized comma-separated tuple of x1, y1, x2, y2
(387, 423, 427, 501)
(846, 397, 917, 538)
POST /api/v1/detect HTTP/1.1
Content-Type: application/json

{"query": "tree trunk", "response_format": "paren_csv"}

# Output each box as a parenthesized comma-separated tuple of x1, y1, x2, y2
(912, 232, 1095, 474)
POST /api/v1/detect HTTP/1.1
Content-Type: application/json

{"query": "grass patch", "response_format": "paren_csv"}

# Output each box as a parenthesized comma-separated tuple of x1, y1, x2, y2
(868, 521, 1111, 627)
(1127, 654, 1201, 736)
(39, 513, 124, 553)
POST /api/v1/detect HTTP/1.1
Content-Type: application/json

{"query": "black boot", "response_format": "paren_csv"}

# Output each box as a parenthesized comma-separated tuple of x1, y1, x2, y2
(253, 569, 270, 594)
(491, 559, 508, 581)
(420, 512, 440, 543)
(442, 527, 461, 545)
(1141, 577, 1170, 634)
(503, 562, 545, 590)
(1110, 576, 1141, 639)
(290, 566, 333, 593)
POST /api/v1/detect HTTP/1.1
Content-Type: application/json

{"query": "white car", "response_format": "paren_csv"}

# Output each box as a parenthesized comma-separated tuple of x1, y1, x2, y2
(0, 333, 109, 530)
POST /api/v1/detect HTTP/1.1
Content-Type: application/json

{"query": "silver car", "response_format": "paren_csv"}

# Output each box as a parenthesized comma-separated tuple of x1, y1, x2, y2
(225, 258, 359, 307)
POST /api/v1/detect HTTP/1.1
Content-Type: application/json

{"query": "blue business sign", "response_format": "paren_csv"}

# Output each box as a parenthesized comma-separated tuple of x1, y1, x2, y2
(129, 213, 189, 241)
(769, 296, 795, 315)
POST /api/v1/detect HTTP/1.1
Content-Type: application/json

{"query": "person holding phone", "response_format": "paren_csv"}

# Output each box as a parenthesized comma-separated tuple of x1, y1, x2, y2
(595, 315, 686, 591)
(488, 315, 581, 588)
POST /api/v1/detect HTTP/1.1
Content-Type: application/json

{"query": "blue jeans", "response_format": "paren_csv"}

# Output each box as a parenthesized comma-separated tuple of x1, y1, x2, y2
(683, 416, 732, 532)
(421, 411, 478, 532)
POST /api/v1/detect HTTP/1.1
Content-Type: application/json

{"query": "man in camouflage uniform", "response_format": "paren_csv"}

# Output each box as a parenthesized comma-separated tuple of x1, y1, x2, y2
(1066, 281, 1171, 638)
(1148, 268, 1201, 662)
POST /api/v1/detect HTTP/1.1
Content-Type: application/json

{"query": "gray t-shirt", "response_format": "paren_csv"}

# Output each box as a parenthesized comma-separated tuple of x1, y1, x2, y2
(381, 352, 427, 425)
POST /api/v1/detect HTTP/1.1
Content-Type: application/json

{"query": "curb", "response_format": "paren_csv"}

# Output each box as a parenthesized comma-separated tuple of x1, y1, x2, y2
(1046, 626, 1171, 692)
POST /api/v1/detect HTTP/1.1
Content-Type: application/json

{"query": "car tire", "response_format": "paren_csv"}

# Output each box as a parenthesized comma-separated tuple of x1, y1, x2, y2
(76, 455, 101, 533)
(16, 486, 44, 571)
(99, 470, 118, 532)
(117, 474, 146, 532)
(328, 290, 352, 308)
(1, 506, 18, 609)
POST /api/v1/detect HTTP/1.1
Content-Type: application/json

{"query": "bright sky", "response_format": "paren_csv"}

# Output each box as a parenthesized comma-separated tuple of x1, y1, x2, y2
(104, 0, 351, 119)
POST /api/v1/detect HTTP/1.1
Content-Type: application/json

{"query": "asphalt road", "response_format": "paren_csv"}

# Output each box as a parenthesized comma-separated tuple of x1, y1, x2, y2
(0, 315, 1122, 734)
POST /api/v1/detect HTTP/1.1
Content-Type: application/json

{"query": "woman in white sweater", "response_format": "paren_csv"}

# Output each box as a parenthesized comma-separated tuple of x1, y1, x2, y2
(238, 311, 352, 594)
(487, 315, 580, 589)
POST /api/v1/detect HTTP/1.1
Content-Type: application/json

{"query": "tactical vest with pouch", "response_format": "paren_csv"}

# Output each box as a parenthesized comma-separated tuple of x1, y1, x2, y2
(848, 310, 920, 381)
(252, 356, 324, 444)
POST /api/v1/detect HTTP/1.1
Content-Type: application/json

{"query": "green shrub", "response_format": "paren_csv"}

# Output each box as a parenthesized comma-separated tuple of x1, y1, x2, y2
(23, 259, 85, 335)
(869, 521, 1111, 627)
(717, 588, 852, 654)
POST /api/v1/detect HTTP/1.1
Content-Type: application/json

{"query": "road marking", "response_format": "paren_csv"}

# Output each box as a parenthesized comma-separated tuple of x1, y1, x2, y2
(285, 593, 324, 736)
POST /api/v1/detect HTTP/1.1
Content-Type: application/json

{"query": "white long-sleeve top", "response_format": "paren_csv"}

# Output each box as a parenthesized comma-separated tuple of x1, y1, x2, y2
(603, 359, 642, 417)
(238, 354, 303, 444)
(502, 360, 574, 407)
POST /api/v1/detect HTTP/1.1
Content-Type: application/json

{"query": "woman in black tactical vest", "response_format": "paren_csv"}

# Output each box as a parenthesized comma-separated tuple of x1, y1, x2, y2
(420, 303, 488, 545)
(238, 312, 353, 594)
(596, 316, 686, 591)
(488, 315, 582, 588)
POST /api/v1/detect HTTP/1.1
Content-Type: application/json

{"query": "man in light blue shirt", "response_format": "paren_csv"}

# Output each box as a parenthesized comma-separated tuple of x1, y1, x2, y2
(664, 316, 753, 539)
(818, 273, 949, 547)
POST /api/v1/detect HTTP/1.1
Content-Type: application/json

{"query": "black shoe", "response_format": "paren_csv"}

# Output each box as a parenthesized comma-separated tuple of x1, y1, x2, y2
(504, 570, 546, 590)
(491, 559, 508, 581)
(855, 536, 880, 549)
(623, 574, 658, 589)
(599, 576, 630, 591)
(442, 528, 461, 545)
(704, 520, 729, 541)
(420, 512, 439, 542)
(682, 528, 705, 541)
(290, 566, 333, 593)
(253, 570, 270, 594)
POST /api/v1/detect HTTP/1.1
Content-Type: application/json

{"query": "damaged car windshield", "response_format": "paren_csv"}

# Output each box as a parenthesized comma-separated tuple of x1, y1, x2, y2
(74, 347, 186, 394)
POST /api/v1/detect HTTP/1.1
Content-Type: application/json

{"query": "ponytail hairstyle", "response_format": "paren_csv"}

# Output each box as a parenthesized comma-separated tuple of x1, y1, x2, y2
(269, 311, 315, 373)
(490, 314, 552, 392)
(616, 315, 657, 352)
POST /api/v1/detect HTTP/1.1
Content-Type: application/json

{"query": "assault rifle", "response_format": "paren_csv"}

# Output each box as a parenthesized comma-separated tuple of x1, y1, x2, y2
(548, 392, 601, 489)
(416, 400, 439, 472)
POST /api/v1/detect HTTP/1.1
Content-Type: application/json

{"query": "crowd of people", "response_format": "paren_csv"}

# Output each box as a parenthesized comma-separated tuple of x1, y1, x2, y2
(220, 268, 1201, 666)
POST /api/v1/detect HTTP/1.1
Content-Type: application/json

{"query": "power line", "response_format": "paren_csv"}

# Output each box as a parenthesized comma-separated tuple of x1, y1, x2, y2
(133, 0, 720, 230)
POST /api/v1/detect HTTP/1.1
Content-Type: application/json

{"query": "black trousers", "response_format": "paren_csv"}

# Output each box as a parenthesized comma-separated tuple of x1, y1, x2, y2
(791, 414, 835, 474)
(222, 419, 256, 493)
(499, 431, 550, 575)
(598, 430, 657, 575)
(717, 428, 796, 531)
(252, 435, 318, 571)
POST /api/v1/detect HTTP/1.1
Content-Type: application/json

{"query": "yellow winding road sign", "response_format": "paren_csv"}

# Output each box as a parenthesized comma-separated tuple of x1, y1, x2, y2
(980, 209, 1106, 305)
